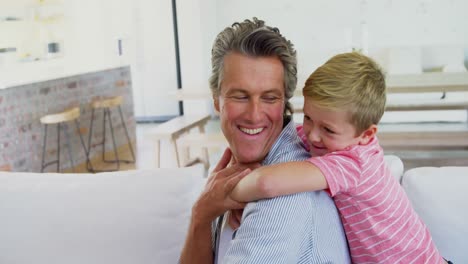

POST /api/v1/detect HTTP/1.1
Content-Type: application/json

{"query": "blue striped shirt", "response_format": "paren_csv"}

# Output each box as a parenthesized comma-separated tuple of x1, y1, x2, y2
(214, 117, 350, 263)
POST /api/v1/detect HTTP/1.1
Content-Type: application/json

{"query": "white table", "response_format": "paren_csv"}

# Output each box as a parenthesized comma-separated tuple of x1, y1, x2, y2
(170, 72, 468, 100)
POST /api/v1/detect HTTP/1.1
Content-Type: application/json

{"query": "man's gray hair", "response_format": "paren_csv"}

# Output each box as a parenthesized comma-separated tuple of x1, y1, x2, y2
(209, 18, 297, 116)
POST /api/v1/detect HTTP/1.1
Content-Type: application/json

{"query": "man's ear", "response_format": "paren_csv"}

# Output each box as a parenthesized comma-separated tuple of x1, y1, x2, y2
(214, 96, 220, 112)
(358, 124, 377, 145)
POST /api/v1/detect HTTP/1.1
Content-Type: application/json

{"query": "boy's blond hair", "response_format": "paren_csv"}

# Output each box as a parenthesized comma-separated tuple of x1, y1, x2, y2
(303, 52, 386, 134)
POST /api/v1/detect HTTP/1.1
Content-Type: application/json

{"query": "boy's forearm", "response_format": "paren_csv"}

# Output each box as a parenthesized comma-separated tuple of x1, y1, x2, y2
(231, 161, 328, 202)
(230, 170, 263, 202)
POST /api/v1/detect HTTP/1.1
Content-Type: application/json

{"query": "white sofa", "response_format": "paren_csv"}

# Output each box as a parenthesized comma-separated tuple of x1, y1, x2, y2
(0, 158, 466, 263)
(401, 166, 468, 263)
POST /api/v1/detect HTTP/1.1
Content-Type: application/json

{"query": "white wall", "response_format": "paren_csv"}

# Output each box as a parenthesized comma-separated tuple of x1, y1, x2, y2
(127, 0, 180, 118)
(176, 0, 216, 115)
(178, 0, 468, 121)
(208, 0, 468, 83)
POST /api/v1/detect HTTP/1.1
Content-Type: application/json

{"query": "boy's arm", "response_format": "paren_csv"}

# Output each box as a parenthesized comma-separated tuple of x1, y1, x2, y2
(230, 161, 328, 202)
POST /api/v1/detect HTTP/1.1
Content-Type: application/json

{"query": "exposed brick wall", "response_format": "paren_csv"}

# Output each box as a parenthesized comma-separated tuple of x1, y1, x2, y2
(0, 66, 135, 172)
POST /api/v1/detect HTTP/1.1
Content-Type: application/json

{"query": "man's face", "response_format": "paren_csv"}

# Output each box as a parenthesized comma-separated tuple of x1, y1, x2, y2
(214, 52, 285, 164)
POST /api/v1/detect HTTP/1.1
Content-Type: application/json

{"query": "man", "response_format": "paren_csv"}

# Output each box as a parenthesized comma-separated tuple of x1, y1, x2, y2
(180, 18, 350, 263)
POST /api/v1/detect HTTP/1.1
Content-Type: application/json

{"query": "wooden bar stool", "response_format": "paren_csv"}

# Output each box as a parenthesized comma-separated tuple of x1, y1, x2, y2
(40, 107, 92, 172)
(87, 96, 135, 172)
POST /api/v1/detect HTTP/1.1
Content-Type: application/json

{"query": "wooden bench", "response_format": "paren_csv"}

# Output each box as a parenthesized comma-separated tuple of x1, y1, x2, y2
(384, 98, 468, 113)
(293, 97, 468, 114)
(378, 98, 468, 168)
(378, 122, 468, 149)
(174, 98, 468, 166)
(146, 114, 211, 168)
(379, 97, 468, 149)
(178, 132, 228, 168)
(171, 73, 468, 168)
(292, 97, 468, 153)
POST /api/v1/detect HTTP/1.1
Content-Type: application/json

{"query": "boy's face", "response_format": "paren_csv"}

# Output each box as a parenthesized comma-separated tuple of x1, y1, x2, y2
(302, 99, 374, 156)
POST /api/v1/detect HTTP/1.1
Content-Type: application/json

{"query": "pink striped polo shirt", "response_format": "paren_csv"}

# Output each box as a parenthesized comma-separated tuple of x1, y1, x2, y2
(297, 126, 444, 263)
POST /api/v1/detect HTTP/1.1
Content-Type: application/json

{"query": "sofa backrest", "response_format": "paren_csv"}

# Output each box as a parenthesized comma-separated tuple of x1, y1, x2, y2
(384, 154, 405, 182)
(0, 165, 205, 264)
(402, 166, 468, 263)
(0, 155, 407, 264)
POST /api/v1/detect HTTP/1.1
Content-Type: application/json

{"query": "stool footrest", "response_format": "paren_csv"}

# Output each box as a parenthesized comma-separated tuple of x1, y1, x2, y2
(102, 159, 135, 164)
(87, 168, 121, 173)
(42, 161, 59, 168)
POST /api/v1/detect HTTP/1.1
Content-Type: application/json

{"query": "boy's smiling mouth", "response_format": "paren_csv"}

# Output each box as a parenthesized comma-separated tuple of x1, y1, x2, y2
(311, 144, 327, 150)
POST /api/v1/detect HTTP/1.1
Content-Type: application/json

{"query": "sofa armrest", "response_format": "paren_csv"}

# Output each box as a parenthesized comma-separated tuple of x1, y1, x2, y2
(401, 166, 468, 263)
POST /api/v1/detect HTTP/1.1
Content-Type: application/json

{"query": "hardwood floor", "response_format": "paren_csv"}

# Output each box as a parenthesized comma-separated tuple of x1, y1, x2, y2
(63, 143, 137, 173)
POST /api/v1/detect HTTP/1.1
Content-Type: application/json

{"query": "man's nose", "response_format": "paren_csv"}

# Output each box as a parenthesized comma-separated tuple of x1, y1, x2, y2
(246, 100, 262, 122)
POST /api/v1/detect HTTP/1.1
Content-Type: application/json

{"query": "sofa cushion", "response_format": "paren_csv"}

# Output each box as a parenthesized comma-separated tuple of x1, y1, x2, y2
(401, 166, 468, 263)
(384, 154, 404, 182)
(0, 165, 205, 264)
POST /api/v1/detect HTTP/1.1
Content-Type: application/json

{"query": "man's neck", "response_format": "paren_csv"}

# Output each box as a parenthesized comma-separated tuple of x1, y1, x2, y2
(229, 157, 261, 170)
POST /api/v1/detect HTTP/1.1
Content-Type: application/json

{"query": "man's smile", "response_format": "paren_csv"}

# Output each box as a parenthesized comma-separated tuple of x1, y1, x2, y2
(239, 126, 264, 135)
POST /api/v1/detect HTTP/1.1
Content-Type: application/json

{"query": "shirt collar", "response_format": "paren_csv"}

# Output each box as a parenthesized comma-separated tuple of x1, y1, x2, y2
(262, 116, 296, 166)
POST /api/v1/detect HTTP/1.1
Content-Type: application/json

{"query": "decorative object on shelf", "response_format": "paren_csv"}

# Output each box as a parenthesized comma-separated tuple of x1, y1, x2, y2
(0, 17, 22, 21)
(0, 47, 17, 53)
(0, 0, 65, 64)
(48, 42, 59, 53)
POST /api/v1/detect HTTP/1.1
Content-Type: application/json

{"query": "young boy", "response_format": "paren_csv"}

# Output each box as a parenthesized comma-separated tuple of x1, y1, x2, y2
(230, 52, 447, 263)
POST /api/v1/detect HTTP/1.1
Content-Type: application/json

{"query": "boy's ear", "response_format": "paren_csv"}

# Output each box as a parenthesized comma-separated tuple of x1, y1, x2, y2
(358, 124, 377, 145)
